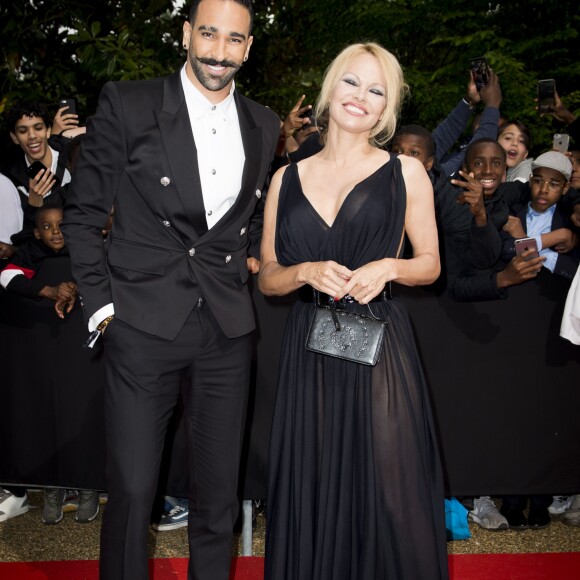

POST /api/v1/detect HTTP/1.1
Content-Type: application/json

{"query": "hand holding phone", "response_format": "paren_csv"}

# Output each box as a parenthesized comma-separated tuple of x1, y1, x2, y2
(537, 79, 556, 114)
(553, 133, 570, 154)
(514, 237, 539, 261)
(26, 160, 48, 180)
(26, 160, 59, 201)
(58, 98, 77, 115)
(26, 160, 60, 187)
(469, 57, 489, 91)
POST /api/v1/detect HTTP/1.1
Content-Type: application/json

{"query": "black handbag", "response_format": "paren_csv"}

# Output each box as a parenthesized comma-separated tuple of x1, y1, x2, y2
(305, 298, 388, 366)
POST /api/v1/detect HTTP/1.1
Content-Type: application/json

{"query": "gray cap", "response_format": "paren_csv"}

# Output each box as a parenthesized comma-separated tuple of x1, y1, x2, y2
(531, 151, 573, 181)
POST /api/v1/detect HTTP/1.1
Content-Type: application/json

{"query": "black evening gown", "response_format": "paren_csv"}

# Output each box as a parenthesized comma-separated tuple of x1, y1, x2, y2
(265, 156, 449, 580)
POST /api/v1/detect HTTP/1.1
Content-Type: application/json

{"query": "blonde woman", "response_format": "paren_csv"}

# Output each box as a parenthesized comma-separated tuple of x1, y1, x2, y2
(260, 43, 448, 579)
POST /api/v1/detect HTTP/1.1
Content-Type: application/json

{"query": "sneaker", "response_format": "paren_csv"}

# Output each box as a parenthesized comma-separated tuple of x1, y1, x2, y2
(63, 490, 79, 513)
(75, 491, 100, 523)
(549, 495, 575, 515)
(42, 489, 66, 525)
(0, 489, 29, 522)
(563, 495, 580, 527)
(468, 496, 508, 530)
(151, 502, 189, 531)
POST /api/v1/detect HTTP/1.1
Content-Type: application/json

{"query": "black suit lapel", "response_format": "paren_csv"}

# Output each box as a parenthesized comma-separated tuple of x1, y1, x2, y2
(236, 91, 262, 212)
(156, 71, 208, 238)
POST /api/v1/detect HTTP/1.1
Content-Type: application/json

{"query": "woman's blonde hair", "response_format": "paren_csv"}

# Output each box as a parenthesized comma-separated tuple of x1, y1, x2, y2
(314, 42, 408, 148)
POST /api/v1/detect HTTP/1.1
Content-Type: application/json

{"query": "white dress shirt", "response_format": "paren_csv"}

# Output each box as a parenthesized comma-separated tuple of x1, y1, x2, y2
(19, 146, 71, 198)
(526, 203, 557, 273)
(180, 65, 245, 229)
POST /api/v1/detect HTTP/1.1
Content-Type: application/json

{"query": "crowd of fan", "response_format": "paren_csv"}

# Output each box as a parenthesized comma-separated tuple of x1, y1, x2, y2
(1, 69, 579, 533)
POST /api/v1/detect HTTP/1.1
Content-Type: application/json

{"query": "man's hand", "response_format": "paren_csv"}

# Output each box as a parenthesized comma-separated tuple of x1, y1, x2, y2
(52, 105, 80, 136)
(28, 168, 56, 207)
(55, 295, 76, 319)
(552, 228, 577, 253)
(465, 76, 481, 107)
(546, 92, 576, 125)
(479, 68, 502, 109)
(502, 215, 526, 239)
(452, 171, 487, 225)
(56, 281, 77, 302)
(496, 252, 544, 288)
(51, 282, 77, 318)
(281, 95, 312, 139)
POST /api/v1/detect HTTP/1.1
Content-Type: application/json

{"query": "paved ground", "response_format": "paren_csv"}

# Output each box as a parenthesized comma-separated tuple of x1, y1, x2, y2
(1, 491, 579, 562)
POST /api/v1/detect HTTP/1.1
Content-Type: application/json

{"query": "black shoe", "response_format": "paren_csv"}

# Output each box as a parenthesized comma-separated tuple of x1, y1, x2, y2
(528, 507, 551, 529)
(500, 506, 528, 529)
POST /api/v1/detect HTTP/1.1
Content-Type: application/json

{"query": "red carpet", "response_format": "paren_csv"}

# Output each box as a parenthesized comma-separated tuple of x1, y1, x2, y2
(0, 554, 579, 579)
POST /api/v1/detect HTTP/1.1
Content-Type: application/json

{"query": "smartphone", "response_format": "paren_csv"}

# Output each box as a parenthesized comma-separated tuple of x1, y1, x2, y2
(553, 133, 570, 154)
(514, 237, 539, 261)
(469, 57, 489, 91)
(25, 160, 61, 187)
(537, 79, 555, 113)
(58, 98, 77, 115)
(26, 160, 48, 180)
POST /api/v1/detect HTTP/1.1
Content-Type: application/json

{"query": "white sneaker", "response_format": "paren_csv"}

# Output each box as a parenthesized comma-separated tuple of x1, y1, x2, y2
(469, 496, 508, 530)
(0, 489, 29, 522)
(549, 495, 575, 515)
(563, 495, 580, 527)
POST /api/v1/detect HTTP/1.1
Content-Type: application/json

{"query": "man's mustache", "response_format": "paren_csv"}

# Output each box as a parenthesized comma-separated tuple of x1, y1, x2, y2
(196, 56, 242, 70)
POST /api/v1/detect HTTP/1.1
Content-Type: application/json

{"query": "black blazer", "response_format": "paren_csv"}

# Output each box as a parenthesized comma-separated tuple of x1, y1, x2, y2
(63, 70, 279, 340)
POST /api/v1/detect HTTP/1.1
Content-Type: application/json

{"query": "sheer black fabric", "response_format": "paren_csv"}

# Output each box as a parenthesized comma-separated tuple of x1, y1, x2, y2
(265, 157, 448, 579)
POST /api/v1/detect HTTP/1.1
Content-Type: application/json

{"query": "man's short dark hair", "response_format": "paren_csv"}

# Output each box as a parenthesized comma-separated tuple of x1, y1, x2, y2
(393, 125, 435, 159)
(189, 0, 254, 34)
(6, 101, 51, 133)
(465, 137, 506, 166)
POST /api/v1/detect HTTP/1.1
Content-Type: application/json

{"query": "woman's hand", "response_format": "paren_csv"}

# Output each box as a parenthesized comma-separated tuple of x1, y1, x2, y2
(301, 260, 352, 297)
(337, 259, 395, 304)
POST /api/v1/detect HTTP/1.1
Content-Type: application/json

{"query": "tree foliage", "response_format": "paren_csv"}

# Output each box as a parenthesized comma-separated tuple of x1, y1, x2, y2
(1, 0, 579, 158)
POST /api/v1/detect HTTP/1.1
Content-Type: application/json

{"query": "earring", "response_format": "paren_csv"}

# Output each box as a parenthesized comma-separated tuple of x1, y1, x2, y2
(183, 44, 187, 49)
(243, 56, 248, 62)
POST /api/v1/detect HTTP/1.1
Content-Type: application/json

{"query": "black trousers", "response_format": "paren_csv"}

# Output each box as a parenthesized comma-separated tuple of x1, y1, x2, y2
(99, 304, 252, 580)
(501, 495, 552, 510)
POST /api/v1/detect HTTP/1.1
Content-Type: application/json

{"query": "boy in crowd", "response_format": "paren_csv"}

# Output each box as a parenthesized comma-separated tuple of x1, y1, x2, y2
(498, 144, 575, 527)
(0, 204, 101, 524)
(391, 128, 502, 288)
(3, 102, 71, 245)
(1, 205, 76, 310)
(501, 151, 578, 281)
(447, 138, 542, 302)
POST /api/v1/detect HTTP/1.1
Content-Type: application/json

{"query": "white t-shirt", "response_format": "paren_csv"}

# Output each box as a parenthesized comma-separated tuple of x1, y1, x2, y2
(0, 173, 23, 244)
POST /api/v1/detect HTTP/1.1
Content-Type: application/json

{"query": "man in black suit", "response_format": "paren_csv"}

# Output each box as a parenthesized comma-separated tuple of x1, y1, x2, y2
(62, 1, 279, 578)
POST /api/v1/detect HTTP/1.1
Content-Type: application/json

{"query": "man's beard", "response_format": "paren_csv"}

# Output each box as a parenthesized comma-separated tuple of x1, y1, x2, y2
(189, 55, 242, 92)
